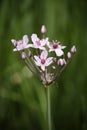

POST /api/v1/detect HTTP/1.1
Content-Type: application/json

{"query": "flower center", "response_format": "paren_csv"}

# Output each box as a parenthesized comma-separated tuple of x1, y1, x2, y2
(36, 40, 41, 46)
(53, 43, 58, 49)
(41, 59, 45, 64)
(18, 40, 23, 45)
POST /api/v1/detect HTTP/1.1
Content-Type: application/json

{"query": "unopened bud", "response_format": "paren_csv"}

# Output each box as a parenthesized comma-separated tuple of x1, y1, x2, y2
(71, 45, 76, 53)
(52, 66, 56, 69)
(67, 52, 71, 59)
(58, 59, 63, 66)
(21, 52, 26, 59)
(41, 25, 46, 34)
(28, 51, 32, 57)
(63, 59, 66, 65)
(58, 58, 66, 66)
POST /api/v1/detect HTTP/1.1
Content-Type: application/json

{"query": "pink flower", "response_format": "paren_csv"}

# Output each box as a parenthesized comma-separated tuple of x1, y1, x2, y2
(11, 35, 30, 51)
(30, 34, 49, 50)
(48, 41, 66, 56)
(34, 50, 53, 71)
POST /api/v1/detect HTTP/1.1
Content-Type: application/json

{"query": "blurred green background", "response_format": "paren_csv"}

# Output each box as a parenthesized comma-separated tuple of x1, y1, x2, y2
(0, 0, 87, 130)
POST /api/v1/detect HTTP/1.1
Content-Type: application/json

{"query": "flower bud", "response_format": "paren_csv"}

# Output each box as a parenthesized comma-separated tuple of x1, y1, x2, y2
(21, 52, 26, 59)
(63, 59, 66, 65)
(67, 52, 71, 59)
(71, 45, 76, 53)
(41, 25, 46, 34)
(58, 58, 66, 66)
(28, 51, 32, 57)
(52, 66, 56, 69)
(58, 59, 63, 66)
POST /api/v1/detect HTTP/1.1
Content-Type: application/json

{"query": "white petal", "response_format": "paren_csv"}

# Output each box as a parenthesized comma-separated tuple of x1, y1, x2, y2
(23, 35, 29, 45)
(34, 56, 40, 62)
(40, 38, 49, 46)
(61, 45, 66, 49)
(47, 42, 52, 49)
(13, 48, 17, 51)
(40, 50, 48, 59)
(39, 46, 46, 50)
(34, 60, 41, 66)
(34, 56, 41, 66)
(16, 44, 23, 50)
(27, 44, 34, 48)
(13, 45, 23, 51)
(24, 44, 31, 49)
(11, 39, 15, 43)
(45, 57, 53, 66)
(34, 56, 41, 65)
(41, 65, 45, 71)
(55, 49, 64, 56)
(49, 48, 53, 52)
(31, 34, 39, 43)
(11, 39, 17, 46)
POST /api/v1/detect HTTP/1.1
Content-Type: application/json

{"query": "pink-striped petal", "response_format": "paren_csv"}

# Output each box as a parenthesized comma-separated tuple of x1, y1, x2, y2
(45, 57, 53, 66)
(34, 56, 41, 66)
(41, 65, 45, 71)
(31, 34, 39, 43)
(55, 49, 64, 56)
(23, 35, 29, 45)
(40, 50, 48, 59)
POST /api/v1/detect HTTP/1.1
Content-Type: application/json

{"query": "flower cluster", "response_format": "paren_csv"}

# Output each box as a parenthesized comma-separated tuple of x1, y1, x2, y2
(11, 25, 76, 86)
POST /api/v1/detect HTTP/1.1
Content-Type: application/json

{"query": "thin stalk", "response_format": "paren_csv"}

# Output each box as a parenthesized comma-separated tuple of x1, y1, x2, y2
(45, 86, 52, 130)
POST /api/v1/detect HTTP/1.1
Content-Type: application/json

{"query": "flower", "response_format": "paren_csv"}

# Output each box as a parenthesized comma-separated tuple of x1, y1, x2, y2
(30, 34, 49, 50)
(11, 35, 30, 51)
(34, 50, 53, 71)
(48, 41, 66, 56)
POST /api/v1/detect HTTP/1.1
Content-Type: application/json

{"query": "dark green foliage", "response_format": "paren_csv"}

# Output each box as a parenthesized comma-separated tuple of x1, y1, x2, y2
(0, 0, 87, 130)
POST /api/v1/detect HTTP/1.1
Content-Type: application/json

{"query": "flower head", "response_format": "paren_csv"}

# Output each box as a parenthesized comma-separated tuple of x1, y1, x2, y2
(11, 25, 76, 86)
(11, 35, 30, 51)
(34, 50, 53, 71)
(48, 41, 66, 56)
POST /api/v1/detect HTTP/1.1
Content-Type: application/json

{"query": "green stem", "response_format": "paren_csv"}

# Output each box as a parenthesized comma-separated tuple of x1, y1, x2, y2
(45, 86, 52, 130)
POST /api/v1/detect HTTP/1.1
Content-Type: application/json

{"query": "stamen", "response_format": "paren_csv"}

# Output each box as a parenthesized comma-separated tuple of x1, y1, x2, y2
(41, 59, 45, 64)
(53, 43, 58, 49)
